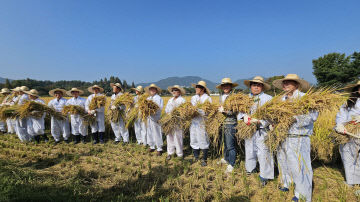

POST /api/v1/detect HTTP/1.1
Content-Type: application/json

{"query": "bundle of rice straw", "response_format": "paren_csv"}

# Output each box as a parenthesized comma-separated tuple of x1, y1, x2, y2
(235, 121, 257, 141)
(196, 101, 226, 140)
(19, 101, 66, 120)
(62, 105, 95, 124)
(107, 93, 134, 123)
(345, 118, 360, 138)
(223, 92, 253, 113)
(89, 95, 106, 110)
(159, 102, 198, 134)
(126, 93, 158, 128)
(0, 105, 20, 121)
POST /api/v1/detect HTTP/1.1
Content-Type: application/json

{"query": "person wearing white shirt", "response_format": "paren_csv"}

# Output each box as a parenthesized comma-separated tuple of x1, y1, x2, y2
(335, 81, 360, 187)
(272, 74, 318, 202)
(48, 88, 70, 144)
(131, 86, 146, 145)
(25, 89, 48, 143)
(190, 81, 212, 167)
(165, 85, 186, 160)
(15, 86, 31, 142)
(85, 85, 106, 144)
(0, 88, 11, 133)
(109, 83, 129, 144)
(239, 76, 274, 185)
(65, 88, 88, 144)
(144, 84, 164, 156)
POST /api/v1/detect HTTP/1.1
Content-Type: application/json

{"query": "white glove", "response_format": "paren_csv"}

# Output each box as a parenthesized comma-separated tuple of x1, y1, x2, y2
(335, 124, 347, 135)
(90, 110, 96, 115)
(218, 106, 224, 113)
(243, 114, 250, 125)
(269, 124, 274, 131)
(111, 105, 117, 110)
(249, 118, 259, 124)
(197, 109, 205, 116)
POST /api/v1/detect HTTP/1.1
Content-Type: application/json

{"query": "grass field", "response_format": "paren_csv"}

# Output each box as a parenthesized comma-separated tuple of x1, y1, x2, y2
(0, 95, 359, 201)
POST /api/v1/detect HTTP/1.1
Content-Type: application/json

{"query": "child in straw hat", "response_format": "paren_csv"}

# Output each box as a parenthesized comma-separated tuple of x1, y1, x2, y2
(216, 78, 239, 174)
(190, 81, 212, 166)
(48, 88, 70, 144)
(238, 76, 274, 184)
(65, 88, 88, 144)
(0, 88, 16, 134)
(144, 84, 164, 156)
(85, 85, 106, 144)
(15, 86, 31, 142)
(165, 85, 186, 160)
(131, 86, 146, 145)
(0, 88, 11, 133)
(335, 80, 360, 187)
(25, 89, 48, 143)
(272, 74, 318, 202)
(109, 83, 130, 144)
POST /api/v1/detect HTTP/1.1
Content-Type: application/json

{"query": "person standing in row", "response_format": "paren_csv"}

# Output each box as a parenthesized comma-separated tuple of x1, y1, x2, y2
(48, 88, 70, 144)
(16, 86, 31, 142)
(66, 88, 88, 144)
(0, 88, 11, 133)
(131, 86, 146, 145)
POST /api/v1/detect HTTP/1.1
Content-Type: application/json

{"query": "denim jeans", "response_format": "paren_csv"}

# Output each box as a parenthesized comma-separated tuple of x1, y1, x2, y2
(224, 123, 237, 166)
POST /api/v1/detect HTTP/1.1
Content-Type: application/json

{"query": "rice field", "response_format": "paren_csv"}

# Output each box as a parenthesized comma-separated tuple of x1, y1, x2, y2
(0, 95, 359, 201)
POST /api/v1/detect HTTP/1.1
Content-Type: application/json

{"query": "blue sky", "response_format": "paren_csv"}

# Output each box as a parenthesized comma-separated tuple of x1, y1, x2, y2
(0, 0, 359, 84)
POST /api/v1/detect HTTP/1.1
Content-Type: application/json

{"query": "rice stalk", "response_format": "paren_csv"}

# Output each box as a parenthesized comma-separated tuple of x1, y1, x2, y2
(235, 121, 257, 141)
(0, 105, 20, 121)
(89, 95, 106, 110)
(19, 101, 66, 120)
(62, 105, 95, 124)
(223, 92, 253, 113)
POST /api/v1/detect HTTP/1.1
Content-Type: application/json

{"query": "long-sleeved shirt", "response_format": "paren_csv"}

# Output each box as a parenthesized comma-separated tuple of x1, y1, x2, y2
(165, 96, 186, 114)
(48, 97, 68, 112)
(336, 99, 360, 125)
(18, 94, 29, 105)
(191, 94, 212, 116)
(66, 97, 86, 108)
(147, 94, 163, 121)
(237, 92, 273, 128)
(85, 93, 105, 113)
(283, 90, 319, 136)
(110, 93, 126, 110)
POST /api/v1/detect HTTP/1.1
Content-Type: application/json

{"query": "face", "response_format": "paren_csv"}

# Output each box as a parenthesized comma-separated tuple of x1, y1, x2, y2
(29, 95, 37, 100)
(282, 80, 299, 92)
(195, 86, 205, 95)
(149, 88, 157, 96)
(19, 91, 24, 95)
(172, 89, 181, 97)
(221, 84, 232, 94)
(250, 82, 264, 95)
(135, 90, 141, 95)
(112, 86, 121, 94)
(71, 91, 80, 98)
(54, 91, 63, 99)
(93, 88, 100, 94)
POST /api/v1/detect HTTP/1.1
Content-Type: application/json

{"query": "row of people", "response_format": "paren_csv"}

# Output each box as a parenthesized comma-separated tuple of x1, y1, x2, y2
(1, 74, 359, 201)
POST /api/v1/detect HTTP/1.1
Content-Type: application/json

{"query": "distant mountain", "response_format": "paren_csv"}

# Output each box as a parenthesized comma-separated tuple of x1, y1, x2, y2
(137, 76, 218, 90)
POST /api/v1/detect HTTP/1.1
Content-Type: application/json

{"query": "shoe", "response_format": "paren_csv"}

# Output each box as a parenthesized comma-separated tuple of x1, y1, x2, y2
(291, 196, 299, 202)
(225, 165, 234, 174)
(259, 176, 268, 187)
(34, 136, 40, 144)
(217, 158, 228, 165)
(81, 136, 86, 144)
(74, 136, 80, 144)
(92, 133, 99, 144)
(279, 187, 289, 192)
(148, 148, 155, 152)
(43, 134, 49, 143)
(166, 155, 171, 161)
(99, 132, 105, 144)
(64, 139, 70, 144)
(156, 151, 162, 156)
(246, 169, 257, 176)
(201, 160, 207, 167)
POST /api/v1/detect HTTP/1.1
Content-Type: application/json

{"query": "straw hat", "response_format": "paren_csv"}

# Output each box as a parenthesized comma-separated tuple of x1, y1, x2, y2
(19, 86, 29, 92)
(216, 78, 239, 89)
(145, 84, 162, 94)
(168, 85, 186, 95)
(131, 86, 144, 93)
(11, 87, 21, 92)
(0, 88, 11, 94)
(191, 81, 210, 95)
(48, 88, 67, 97)
(244, 76, 271, 91)
(88, 85, 104, 93)
(66, 88, 84, 96)
(110, 83, 124, 92)
(25, 89, 40, 97)
(273, 74, 311, 91)
(343, 80, 360, 92)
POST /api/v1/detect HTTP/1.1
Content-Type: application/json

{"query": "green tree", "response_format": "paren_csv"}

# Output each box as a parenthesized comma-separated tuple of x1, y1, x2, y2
(4, 79, 12, 89)
(312, 52, 360, 86)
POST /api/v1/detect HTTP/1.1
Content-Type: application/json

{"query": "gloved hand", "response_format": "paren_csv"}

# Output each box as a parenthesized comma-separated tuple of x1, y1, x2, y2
(90, 110, 96, 115)
(269, 124, 274, 131)
(197, 109, 205, 116)
(335, 124, 347, 135)
(243, 114, 250, 125)
(249, 118, 259, 124)
(218, 106, 224, 113)
(111, 105, 117, 110)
